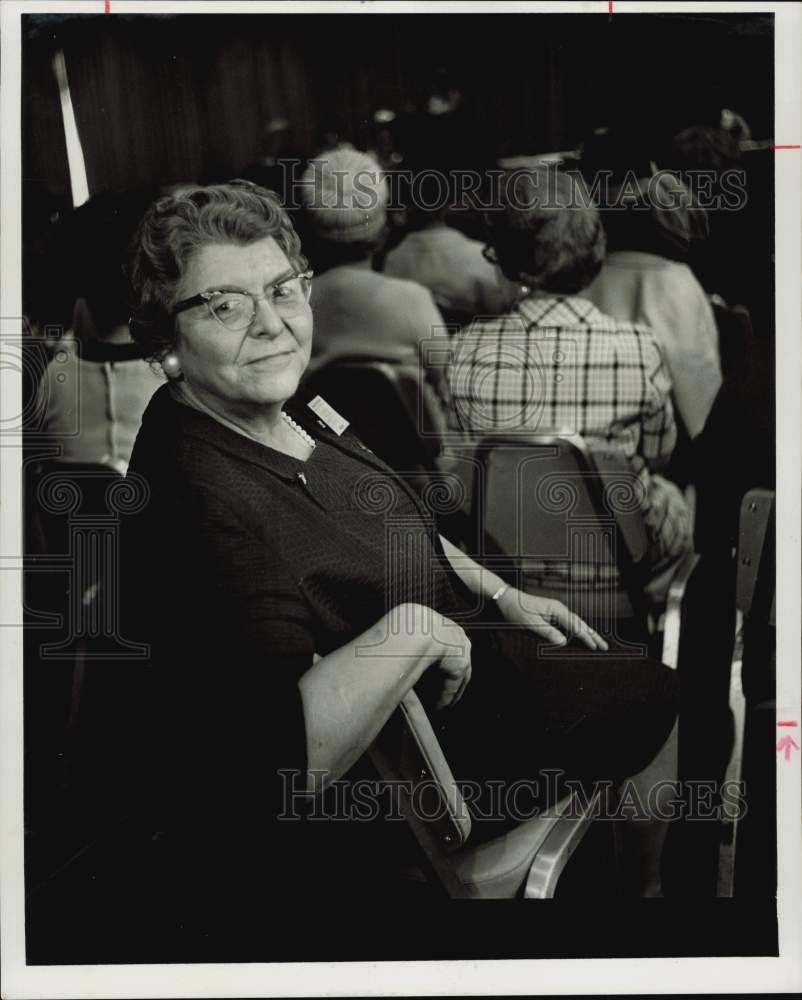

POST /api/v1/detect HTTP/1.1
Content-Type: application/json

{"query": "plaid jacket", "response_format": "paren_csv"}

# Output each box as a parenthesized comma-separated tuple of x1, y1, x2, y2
(446, 294, 691, 588)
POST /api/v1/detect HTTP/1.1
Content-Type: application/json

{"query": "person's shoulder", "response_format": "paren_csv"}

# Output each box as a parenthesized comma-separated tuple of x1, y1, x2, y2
(384, 231, 423, 263)
(374, 269, 431, 298)
(374, 271, 441, 316)
(583, 304, 663, 358)
(114, 356, 166, 382)
(462, 306, 520, 334)
(132, 387, 236, 481)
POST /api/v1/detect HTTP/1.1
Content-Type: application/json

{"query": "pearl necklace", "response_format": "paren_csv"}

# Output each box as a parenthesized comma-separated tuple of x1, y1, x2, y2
(282, 411, 316, 451)
(170, 382, 316, 452)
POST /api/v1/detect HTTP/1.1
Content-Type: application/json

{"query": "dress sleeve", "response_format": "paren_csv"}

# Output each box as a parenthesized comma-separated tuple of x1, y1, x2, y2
(184, 483, 316, 676)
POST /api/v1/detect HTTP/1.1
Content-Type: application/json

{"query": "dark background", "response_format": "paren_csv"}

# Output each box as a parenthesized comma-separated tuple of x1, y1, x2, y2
(23, 12, 774, 201)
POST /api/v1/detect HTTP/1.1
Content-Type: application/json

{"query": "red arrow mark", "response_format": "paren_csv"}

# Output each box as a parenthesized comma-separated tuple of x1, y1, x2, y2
(777, 735, 800, 761)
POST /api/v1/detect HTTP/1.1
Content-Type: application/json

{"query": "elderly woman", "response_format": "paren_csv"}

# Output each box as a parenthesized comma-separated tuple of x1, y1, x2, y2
(117, 180, 678, 941)
(448, 167, 692, 603)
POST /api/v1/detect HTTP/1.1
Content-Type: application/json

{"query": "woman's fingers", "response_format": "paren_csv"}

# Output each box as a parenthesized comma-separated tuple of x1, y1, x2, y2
(531, 618, 569, 646)
(549, 601, 609, 651)
(436, 630, 472, 708)
(454, 662, 472, 703)
(437, 664, 470, 709)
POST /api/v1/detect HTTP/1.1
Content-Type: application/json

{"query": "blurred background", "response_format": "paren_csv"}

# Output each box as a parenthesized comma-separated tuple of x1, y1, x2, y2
(23, 11, 774, 326)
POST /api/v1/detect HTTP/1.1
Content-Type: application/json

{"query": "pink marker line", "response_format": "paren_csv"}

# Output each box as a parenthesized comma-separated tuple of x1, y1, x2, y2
(608, 1, 613, 12)
(105, 0, 110, 13)
(774, 145, 800, 150)
(777, 720, 798, 727)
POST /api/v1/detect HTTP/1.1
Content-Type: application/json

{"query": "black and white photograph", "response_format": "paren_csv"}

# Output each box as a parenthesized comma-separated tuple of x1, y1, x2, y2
(1, 1, 800, 996)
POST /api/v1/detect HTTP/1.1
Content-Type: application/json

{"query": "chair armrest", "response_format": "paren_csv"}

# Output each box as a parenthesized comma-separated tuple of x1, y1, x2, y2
(399, 692, 472, 848)
(661, 551, 701, 669)
(367, 691, 472, 852)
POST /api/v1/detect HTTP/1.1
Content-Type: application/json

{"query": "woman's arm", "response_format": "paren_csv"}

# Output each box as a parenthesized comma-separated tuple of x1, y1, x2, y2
(299, 603, 471, 791)
(438, 534, 506, 599)
(437, 535, 607, 650)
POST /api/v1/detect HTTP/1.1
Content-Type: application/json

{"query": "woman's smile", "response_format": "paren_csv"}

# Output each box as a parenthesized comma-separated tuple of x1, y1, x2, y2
(243, 350, 294, 368)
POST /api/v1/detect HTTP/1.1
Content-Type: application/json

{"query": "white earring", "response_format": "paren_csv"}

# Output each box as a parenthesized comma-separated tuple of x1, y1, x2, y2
(161, 353, 183, 380)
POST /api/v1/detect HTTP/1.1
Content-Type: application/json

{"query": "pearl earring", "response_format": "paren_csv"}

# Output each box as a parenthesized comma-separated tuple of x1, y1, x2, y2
(161, 353, 183, 380)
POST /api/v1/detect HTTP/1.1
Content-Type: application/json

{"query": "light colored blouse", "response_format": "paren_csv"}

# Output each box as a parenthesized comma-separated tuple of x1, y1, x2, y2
(36, 340, 165, 473)
(585, 250, 722, 438)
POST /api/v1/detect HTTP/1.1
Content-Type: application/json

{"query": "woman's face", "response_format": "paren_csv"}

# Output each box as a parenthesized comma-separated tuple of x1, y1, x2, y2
(173, 236, 313, 422)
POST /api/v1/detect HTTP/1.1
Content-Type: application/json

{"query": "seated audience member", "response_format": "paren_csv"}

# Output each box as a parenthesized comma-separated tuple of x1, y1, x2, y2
(583, 168, 722, 441)
(105, 181, 679, 946)
(448, 168, 692, 592)
(299, 149, 449, 402)
(34, 192, 164, 474)
(383, 169, 516, 326)
(669, 123, 774, 340)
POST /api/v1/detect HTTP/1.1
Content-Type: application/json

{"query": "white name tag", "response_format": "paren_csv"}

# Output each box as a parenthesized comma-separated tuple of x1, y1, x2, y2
(307, 395, 349, 436)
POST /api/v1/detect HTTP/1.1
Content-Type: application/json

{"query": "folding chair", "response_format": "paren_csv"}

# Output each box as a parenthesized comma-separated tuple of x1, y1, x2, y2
(301, 359, 446, 478)
(717, 488, 775, 897)
(443, 433, 698, 666)
(368, 690, 605, 898)
(24, 459, 135, 891)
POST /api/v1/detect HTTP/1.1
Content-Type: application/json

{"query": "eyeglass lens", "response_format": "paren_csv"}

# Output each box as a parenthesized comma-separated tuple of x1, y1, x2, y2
(208, 274, 311, 329)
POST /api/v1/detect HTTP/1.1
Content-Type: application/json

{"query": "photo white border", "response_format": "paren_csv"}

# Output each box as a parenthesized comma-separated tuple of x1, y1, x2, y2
(2, 1, 800, 996)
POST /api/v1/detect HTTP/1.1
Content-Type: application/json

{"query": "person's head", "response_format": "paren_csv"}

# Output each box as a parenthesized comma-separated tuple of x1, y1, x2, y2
(484, 168, 605, 294)
(299, 149, 388, 270)
(59, 190, 158, 338)
(670, 124, 742, 176)
(128, 180, 313, 420)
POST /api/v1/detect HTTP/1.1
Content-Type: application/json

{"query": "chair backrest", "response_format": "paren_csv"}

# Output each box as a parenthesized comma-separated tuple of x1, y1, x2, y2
(735, 488, 775, 621)
(367, 690, 473, 897)
(26, 459, 125, 560)
(472, 434, 652, 626)
(302, 359, 444, 475)
(710, 297, 756, 378)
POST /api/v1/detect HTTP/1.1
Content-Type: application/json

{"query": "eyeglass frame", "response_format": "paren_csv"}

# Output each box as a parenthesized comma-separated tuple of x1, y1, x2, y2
(172, 268, 314, 330)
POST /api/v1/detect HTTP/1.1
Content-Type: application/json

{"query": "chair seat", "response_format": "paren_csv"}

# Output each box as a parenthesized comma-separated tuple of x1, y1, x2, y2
(452, 812, 564, 898)
(402, 790, 600, 898)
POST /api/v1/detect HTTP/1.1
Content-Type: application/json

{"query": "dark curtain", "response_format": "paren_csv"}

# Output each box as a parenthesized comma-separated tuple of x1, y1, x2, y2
(22, 13, 774, 199)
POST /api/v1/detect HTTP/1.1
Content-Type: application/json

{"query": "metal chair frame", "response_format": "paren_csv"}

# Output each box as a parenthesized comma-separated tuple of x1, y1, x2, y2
(368, 690, 605, 899)
(717, 488, 775, 897)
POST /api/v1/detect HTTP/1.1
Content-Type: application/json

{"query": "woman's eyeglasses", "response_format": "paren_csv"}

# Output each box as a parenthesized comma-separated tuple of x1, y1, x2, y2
(174, 269, 313, 331)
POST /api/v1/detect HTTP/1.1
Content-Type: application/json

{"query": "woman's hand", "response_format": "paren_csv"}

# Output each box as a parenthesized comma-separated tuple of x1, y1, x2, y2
(391, 604, 472, 710)
(495, 587, 608, 651)
(430, 611, 473, 709)
(301, 604, 472, 787)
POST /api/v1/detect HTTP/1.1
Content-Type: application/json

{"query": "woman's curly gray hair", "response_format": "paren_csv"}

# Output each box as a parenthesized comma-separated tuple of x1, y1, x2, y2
(127, 180, 307, 360)
(485, 168, 605, 294)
